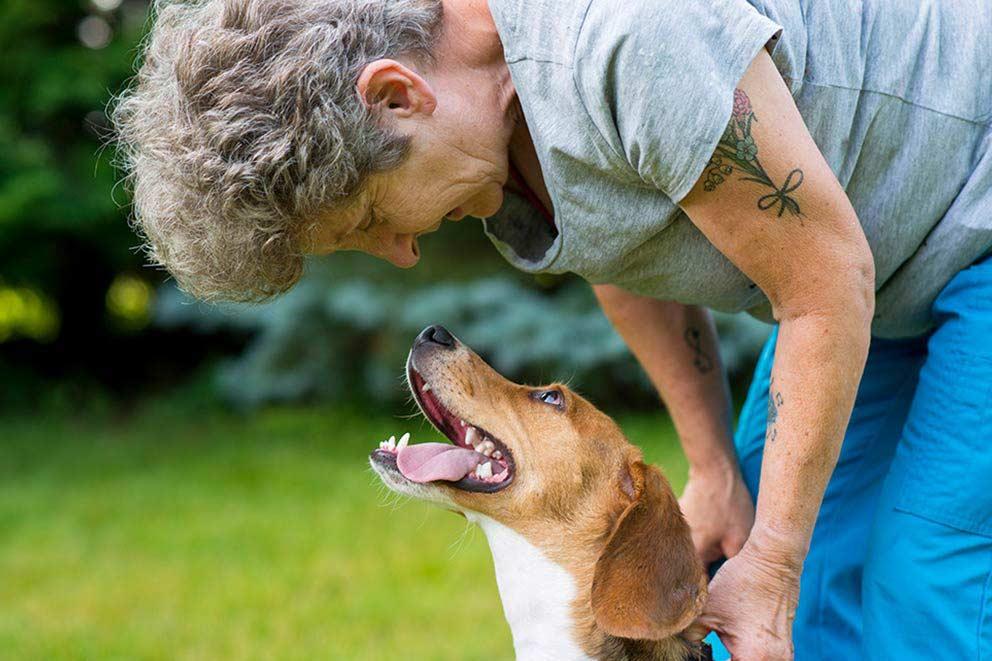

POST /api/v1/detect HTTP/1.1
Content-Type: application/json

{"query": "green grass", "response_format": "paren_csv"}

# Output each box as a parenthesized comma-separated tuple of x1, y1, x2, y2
(0, 401, 687, 660)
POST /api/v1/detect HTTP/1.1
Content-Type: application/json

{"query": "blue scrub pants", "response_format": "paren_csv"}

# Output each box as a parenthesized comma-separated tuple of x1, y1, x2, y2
(708, 256, 992, 660)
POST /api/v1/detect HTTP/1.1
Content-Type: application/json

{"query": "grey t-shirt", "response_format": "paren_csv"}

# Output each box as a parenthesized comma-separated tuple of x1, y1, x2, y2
(484, 0, 992, 338)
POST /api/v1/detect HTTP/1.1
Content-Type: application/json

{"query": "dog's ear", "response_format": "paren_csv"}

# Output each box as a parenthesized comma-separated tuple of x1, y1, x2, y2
(591, 461, 706, 641)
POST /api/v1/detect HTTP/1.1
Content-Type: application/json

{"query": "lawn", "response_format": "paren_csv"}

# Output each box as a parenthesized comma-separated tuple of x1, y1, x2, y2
(0, 399, 687, 660)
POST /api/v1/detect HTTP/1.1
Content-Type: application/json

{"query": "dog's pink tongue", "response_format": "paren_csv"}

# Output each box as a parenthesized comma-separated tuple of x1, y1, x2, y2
(397, 443, 483, 483)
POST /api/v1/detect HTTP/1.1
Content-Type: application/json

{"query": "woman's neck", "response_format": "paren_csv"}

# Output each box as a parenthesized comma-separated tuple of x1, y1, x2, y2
(508, 114, 555, 222)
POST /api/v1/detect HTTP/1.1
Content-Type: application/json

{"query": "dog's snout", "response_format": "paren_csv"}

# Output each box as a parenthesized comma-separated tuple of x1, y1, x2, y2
(416, 325, 455, 349)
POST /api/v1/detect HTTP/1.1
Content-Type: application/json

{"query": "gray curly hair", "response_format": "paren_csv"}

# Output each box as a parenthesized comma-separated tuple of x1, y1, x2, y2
(112, 0, 444, 301)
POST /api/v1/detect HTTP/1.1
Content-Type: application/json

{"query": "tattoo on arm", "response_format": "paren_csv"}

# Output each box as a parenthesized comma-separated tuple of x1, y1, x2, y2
(703, 89, 805, 218)
(766, 377, 784, 443)
(683, 326, 714, 374)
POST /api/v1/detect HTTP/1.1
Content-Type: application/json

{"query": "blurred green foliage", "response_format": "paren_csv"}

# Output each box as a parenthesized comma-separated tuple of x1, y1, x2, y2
(156, 250, 770, 409)
(0, 0, 178, 403)
(0, 0, 144, 281)
(0, 397, 689, 659)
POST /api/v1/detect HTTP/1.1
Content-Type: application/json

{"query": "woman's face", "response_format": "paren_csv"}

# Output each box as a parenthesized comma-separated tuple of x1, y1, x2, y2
(310, 56, 517, 268)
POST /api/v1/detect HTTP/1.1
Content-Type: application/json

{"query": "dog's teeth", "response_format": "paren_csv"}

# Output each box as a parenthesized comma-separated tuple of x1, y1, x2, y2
(460, 419, 466, 427)
(492, 450, 502, 460)
(387, 435, 396, 450)
(422, 383, 431, 392)
(379, 441, 387, 450)
(479, 440, 495, 456)
(476, 462, 493, 479)
(465, 427, 480, 447)
(397, 432, 410, 450)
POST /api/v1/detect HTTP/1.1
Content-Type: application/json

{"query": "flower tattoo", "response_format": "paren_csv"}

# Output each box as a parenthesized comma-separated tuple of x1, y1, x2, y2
(735, 136, 758, 162)
(732, 88, 752, 117)
(703, 89, 805, 218)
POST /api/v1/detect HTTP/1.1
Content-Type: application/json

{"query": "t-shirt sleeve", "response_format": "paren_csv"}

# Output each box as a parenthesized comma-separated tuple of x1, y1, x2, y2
(573, 0, 782, 202)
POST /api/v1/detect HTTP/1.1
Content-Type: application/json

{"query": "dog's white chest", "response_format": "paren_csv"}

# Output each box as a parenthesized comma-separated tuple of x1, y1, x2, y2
(471, 514, 593, 661)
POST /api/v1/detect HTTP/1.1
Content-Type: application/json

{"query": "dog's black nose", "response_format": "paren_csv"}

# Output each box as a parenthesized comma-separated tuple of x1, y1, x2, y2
(416, 325, 455, 348)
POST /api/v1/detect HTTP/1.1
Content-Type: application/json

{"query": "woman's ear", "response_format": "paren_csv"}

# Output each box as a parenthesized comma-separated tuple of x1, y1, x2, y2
(591, 461, 707, 641)
(356, 58, 437, 118)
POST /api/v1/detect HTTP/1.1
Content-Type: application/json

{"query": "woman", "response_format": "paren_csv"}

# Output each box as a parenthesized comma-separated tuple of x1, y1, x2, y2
(114, 0, 992, 658)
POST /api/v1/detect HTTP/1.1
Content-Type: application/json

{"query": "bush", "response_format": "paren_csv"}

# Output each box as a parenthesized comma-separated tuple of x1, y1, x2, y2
(155, 258, 771, 410)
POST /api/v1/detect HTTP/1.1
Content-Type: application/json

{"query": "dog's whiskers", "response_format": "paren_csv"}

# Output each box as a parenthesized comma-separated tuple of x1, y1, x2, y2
(368, 468, 410, 509)
(446, 519, 476, 559)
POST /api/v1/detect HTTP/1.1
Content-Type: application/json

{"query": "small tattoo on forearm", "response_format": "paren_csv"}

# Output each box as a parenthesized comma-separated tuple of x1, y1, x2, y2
(766, 380, 784, 443)
(703, 89, 805, 218)
(684, 326, 713, 374)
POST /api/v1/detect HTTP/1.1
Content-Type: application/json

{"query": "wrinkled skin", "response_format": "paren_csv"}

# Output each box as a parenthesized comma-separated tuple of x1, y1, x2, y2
(687, 535, 800, 661)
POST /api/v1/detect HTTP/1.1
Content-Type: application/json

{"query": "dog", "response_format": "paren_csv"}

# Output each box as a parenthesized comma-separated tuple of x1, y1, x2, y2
(370, 326, 712, 661)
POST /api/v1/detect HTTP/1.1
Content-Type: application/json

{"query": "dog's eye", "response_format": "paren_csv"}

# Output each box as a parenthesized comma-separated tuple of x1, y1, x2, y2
(533, 389, 564, 409)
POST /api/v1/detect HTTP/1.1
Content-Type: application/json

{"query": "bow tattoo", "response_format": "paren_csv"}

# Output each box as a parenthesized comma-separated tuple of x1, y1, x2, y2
(702, 89, 806, 219)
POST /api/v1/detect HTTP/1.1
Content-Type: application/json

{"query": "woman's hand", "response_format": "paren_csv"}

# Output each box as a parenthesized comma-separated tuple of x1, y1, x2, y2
(687, 527, 802, 660)
(679, 462, 754, 565)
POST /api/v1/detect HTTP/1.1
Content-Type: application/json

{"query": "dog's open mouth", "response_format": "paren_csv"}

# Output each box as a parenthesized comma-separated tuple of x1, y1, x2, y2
(370, 367, 515, 493)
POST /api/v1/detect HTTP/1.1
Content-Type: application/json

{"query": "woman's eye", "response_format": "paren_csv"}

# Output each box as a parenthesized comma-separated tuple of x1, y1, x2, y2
(535, 389, 563, 408)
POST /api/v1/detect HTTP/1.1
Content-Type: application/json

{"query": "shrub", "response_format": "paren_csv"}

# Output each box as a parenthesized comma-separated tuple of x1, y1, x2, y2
(155, 261, 770, 410)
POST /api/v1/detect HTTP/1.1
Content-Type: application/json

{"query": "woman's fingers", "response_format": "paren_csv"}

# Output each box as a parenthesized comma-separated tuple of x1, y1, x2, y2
(679, 466, 755, 566)
(690, 544, 799, 660)
(721, 529, 748, 558)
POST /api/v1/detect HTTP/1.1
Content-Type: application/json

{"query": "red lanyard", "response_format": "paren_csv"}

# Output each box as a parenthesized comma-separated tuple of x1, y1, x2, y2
(508, 162, 555, 228)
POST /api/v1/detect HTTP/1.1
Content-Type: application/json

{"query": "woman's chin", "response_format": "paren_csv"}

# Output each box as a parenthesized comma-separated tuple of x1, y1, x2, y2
(389, 253, 420, 269)
(473, 190, 506, 220)
(380, 242, 421, 269)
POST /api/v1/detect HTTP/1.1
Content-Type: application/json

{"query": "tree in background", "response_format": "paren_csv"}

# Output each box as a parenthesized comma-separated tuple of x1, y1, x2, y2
(0, 0, 170, 400)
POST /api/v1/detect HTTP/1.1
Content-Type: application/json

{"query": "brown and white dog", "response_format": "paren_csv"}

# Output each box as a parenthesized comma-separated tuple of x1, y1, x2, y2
(370, 326, 711, 661)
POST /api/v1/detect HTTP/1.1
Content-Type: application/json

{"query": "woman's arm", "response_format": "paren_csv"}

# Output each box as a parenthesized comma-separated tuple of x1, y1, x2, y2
(679, 49, 875, 659)
(593, 289, 733, 469)
(593, 287, 754, 562)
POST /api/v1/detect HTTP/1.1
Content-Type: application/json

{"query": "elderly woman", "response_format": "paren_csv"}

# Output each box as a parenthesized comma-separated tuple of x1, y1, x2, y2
(114, 0, 992, 658)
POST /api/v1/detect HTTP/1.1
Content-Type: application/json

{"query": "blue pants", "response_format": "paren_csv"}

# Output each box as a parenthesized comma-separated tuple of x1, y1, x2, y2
(708, 256, 992, 660)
